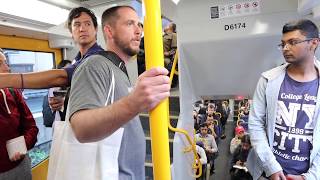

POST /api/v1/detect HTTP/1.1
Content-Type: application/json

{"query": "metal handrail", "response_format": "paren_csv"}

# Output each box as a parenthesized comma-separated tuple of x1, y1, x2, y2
(237, 119, 245, 127)
(214, 112, 222, 119)
(213, 119, 219, 126)
(169, 50, 179, 84)
(168, 114, 202, 178)
(167, 50, 202, 178)
(237, 113, 242, 122)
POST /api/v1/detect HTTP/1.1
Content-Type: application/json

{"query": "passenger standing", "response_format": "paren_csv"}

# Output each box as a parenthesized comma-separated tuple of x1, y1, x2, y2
(0, 7, 104, 90)
(49, 6, 170, 180)
(0, 49, 38, 180)
(248, 19, 320, 180)
(221, 100, 230, 139)
(163, 22, 178, 87)
(0, 7, 104, 125)
(163, 22, 177, 68)
(45, 7, 105, 117)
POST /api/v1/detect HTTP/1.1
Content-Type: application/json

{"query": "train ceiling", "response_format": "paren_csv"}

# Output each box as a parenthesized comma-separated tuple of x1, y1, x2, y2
(0, 0, 318, 41)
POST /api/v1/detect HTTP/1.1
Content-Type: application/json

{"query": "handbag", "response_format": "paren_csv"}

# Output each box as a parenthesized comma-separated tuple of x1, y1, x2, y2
(47, 70, 124, 180)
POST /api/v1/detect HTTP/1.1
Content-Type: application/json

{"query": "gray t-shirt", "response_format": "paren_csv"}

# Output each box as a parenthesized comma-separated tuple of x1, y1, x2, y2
(68, 54, 145, 180)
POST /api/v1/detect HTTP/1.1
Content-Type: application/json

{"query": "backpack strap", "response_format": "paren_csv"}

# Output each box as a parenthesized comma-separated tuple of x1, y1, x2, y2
(97, 51, 129, 79)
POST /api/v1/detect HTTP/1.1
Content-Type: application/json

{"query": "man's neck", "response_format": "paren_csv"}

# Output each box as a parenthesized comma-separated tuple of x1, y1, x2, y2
(287, 55, 317, 82)
(106, 44, 130, 64)
(79, 41, 96, 58)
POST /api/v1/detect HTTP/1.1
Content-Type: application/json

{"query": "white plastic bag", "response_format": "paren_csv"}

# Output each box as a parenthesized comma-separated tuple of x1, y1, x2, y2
(47, 71, 123, 180)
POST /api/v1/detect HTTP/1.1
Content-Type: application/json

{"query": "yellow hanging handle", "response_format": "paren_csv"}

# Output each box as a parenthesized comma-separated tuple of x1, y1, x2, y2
(167, 50, 202, 178)
(237, 113, 243, 126)
(168, 117, 202, 178)
(214, 112, 222, 119)
(169, 50, 179, 84)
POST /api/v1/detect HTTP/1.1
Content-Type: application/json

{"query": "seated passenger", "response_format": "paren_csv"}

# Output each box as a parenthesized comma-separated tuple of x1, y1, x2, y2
(230, 134, 252, 180)
(208, 112, 222, 141)
(206, 103, 215, 115)
(230, 126, 245, 154)
(195, 123, 218, 175)
(0, 49, 38, 180)
(206, 115, 217, 138)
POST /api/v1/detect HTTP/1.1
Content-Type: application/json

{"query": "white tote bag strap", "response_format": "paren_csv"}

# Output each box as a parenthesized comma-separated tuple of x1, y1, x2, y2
(100, 70, 124, 180)
(47, 120, 67, 180)
(105, 69, 115, 105)
(48, 69, 124, 180)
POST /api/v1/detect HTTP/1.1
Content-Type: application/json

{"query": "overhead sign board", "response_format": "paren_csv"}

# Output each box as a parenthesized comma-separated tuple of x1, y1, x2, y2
(211, 0, 261, 19)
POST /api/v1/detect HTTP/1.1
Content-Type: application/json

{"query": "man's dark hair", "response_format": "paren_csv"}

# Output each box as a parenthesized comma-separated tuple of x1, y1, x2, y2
(101, 5, 136, 29)
(199, 123, 208, 128)
(241, 134, 251, 145)
(283, 19, 319, 38)
(171, 23, 176, 33)
(67, 7, 98, 32)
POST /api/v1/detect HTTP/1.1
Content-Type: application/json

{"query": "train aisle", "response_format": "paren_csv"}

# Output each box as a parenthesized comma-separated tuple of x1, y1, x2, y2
(211, 119, 234, 180)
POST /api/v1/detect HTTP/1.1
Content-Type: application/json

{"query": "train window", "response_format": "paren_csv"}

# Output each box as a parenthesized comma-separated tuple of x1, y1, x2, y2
(4, 49, 55, 167)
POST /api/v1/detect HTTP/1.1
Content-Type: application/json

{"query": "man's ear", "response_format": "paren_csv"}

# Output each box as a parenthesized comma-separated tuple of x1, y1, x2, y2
(103, 25, 113, 39)
(94, 28, 98, 40)
(310, 38, 319, 51)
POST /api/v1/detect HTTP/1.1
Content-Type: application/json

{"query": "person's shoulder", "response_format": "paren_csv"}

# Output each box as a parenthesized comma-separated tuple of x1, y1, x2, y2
(78, 54, 112, 69)
(261, 63, 288, 80)
(163, 33, 172, 39)
(172, 32, 177, 38)
(207, 134, 215, 139)
(72, 54, 113, 78)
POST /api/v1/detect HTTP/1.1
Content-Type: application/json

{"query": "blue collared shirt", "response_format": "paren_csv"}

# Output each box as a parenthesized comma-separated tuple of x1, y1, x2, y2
(64, 43, 104, 85)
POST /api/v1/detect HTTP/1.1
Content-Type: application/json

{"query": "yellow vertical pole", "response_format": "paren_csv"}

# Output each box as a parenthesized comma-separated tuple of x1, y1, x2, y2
(143, 0, 171, 180)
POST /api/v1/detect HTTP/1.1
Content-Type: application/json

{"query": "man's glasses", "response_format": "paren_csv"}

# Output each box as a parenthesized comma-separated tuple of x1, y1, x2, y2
(277, 38, 314, 50)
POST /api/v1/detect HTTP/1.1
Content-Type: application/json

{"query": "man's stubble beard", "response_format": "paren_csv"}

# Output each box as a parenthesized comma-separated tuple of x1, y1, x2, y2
(114, 35, 139, 57)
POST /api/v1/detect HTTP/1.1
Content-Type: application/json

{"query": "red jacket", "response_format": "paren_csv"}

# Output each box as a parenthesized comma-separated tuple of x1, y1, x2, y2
(0, 88, 38, 172)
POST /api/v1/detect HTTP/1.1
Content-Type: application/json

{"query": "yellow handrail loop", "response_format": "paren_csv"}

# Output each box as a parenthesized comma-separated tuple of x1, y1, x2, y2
(169, 50, 179, 84)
